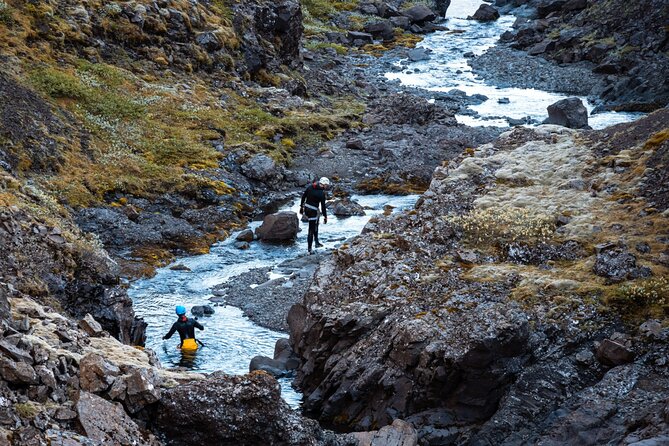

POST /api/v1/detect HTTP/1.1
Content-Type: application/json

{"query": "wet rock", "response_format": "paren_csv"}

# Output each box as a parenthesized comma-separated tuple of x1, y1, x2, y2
(250, 338, 300, 377)
(241, 154, 283, 183)
(255, 211, 299, 241)
(469, 4, 500, 22)
(77, 392, 154, 445)
(402, 4, 436, 24)
(78, 313, 104, 337)
(155, 372, 339, 445)
(331, 199, 366, 217)
(169, 264, 191, 271)
(596, 339, 635, 367)
(497, 97, 510, 104)
(543, 97, 590, 129)
(235, 241, 251, 250)
(408, 47, 431, 62)
(79, 353, 120, 393)
(236, 229, 255, 242)
(124, 368, 161, 414)
(0, 358, 38, 385)
(191, 305, 215, 316)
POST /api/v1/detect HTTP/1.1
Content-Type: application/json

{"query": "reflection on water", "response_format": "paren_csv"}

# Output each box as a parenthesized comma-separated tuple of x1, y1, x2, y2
(386, 0, 643, 129)
(129, 194, 418, 408)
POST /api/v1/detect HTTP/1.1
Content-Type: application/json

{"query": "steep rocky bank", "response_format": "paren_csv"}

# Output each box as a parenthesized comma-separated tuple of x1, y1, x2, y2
(478, 0, 669, 111)
(289, 109, 669, 444)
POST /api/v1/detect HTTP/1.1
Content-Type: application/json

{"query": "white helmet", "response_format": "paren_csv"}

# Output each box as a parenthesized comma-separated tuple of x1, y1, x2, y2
(319, 177, 331, 187)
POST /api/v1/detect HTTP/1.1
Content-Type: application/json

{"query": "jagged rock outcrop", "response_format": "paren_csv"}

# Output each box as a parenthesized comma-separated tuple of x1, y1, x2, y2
(497, 0, 669, 111)
(0, 206, 145, 344)
(154, 371, 352, 446)
(290, 111, 669, 443)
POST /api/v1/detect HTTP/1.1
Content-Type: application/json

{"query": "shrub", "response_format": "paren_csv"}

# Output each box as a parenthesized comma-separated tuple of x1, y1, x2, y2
(0, 1, 14, 25)
(444, 207, 556, 245)
(615, 277, 669, 308)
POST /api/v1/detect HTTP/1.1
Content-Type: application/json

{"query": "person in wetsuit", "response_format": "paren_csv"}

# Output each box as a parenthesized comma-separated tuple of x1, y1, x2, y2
(163, 305, 204, 350)
(300, 177, 331, 253)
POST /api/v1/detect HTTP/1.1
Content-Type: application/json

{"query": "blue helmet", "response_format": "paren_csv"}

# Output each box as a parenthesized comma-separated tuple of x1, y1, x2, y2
(175, 305, 186, 316)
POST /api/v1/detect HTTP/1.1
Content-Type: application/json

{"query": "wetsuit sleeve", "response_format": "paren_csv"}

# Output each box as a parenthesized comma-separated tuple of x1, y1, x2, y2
(194, 320, 204, 330)
(164, 322, 177, 339)
(300, 186, 308, 208)
(320, 192, 327, 219)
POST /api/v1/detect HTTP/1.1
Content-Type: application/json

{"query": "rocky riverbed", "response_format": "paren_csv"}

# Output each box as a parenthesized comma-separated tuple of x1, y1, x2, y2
(0, 0, 667, 444)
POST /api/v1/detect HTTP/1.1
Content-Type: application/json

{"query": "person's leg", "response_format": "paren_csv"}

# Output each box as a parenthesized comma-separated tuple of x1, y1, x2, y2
(307, 219, 315, 251)
(314, 218, 322, 247)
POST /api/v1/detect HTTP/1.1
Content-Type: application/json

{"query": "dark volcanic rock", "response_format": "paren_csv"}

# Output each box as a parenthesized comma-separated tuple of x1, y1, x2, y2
(191, 305, 215, 316)
(596, 339, 635, 366)
(236, 229, 255, 242)
(255, 211, 299, 241)
(232, 0, 304, 73)
(331, 199, 366, 217)
(470, 4, 500, 22)
(593, 244, 652, 283)
(543, 97, 590, 129)
(364, 20, 395, 41)
(402, 4, 437, 24)
(77, 392, 155, 446)
(155, 372, 347, 445)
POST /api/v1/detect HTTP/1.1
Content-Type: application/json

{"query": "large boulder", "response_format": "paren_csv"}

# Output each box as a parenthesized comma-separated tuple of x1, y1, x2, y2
(76, 392, 156, 446)
(364, 20, 395, 41)
(79, 353, 120, 393)
(353, 419, 418, 446)
(241, 154, 283, 183)
(123, 367, 162, 414)
(401, 4, 437, 24)
(249, 338, 300, 377)
(469, 4, 500, 21)
(543, 97, 590, 129)
(331, 199, 366, 217)
(592, 243, 652, 283)
(154, 372, 344, 445)
(255, 211, 299, 241)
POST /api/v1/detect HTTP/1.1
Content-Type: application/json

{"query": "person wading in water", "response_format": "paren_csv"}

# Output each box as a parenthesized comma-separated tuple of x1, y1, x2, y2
(163, 305, 204, 351)
(300, 177, 331, 254)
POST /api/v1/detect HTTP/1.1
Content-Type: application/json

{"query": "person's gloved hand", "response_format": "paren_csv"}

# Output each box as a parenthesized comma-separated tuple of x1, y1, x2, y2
(299, 206, 304, 215)
(162, 335, 168, 340)
(323, 217, 327, 224)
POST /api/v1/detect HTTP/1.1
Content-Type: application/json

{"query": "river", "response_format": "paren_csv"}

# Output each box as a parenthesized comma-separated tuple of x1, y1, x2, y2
(128, 194, 418, 407)
(386, 0, 643, 128)
(129, 0, 642, 410)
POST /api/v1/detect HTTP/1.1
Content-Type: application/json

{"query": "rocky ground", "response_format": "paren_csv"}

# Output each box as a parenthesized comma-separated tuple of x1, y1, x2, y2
(288, 109, 669, 444)
(1, 0, 668, 444)
(485, 0, 669, 111)
(211, 253, 328, 332)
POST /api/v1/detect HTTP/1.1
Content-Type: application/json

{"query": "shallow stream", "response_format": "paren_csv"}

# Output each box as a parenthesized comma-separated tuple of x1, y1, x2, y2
(128, 0, 642, 411)
(128, 195, 418, 407)
(386, 0, 643, 129)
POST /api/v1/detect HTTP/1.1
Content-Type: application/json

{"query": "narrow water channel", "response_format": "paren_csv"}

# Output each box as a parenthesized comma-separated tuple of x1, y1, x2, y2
(129, 194, 419, 408)
(386, 0, 643, 128)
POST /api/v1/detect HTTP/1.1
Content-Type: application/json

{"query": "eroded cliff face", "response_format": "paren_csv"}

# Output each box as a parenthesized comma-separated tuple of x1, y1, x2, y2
(495, 0, 669, 111)
(290, 110, 669, 444)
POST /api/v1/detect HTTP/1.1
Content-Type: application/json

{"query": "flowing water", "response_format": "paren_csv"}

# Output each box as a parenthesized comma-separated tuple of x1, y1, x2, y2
(386, 0, 644, 129)
(128, 0, 642, 411)
(128, 194, 418, 408)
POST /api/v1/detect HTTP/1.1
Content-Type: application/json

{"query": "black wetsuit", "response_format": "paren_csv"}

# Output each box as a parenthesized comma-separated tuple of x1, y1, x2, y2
(300, 182, 327, 251)
(163, 316, 204, 346)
